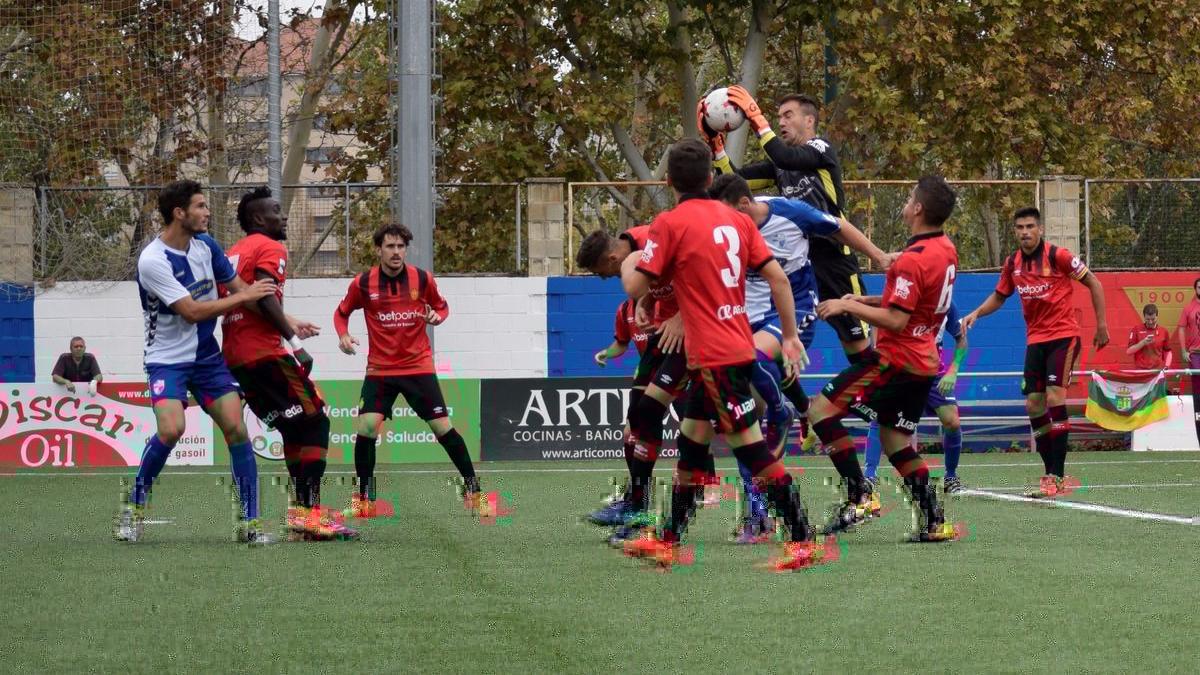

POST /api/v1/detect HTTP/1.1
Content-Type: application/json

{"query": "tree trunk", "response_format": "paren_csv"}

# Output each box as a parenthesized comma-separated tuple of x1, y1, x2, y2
(726, 0, 774, 166)
(666, 0, 697, 141)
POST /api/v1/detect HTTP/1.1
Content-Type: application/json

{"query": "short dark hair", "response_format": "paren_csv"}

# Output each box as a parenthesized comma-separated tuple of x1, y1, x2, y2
(666, 138, 713, 195)
(1143, 303, 1158, 315)
(373, 223, 413, 247)
(576, 230, 616, 270)
(778, 93, 820, 124)
(236, 186, 273, 233)
(157, 180, 204, 225)
(913, 176, 956, 227)
(1013, 206, 1041, 223)
(709, 173, 753, 205)
(70, 336, 85, 346)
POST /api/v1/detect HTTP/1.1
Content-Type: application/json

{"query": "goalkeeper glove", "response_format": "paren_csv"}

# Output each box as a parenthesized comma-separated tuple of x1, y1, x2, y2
(726, 85, 771, 137)
(695, 98, 726, 156)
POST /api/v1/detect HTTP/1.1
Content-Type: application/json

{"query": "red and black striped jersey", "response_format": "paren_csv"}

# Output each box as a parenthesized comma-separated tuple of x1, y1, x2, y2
(334, 265, 447, 376)
(995, 241, 1089, 345)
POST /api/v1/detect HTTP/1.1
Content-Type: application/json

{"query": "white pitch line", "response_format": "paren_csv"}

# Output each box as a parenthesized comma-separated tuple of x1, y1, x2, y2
(972, 482, 1200, 491)
(960, 488, 1198, 525)
(2, 457, 1200, 478)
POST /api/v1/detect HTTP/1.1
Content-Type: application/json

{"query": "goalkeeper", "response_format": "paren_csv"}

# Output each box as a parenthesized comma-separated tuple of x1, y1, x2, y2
(863, 299, 969, 494)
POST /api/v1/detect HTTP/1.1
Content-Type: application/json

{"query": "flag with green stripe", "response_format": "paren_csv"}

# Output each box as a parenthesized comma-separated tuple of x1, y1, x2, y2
(1085, 371, 1169, 431)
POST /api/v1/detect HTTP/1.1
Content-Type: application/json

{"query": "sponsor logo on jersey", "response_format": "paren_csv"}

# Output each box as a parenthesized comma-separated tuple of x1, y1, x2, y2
(1016, 282, 1052, 298)
(910, 323, 939, 337)
(716, 304, 747, 321)
(726, 397, 755, 419)
(282, 404, 303, 419)
(893, 277, 913, 300)
(806, 138, 830, 152)
(377, 309, 424, 322)
(187, 278, 214, 299)
(641, 239, 658, 262)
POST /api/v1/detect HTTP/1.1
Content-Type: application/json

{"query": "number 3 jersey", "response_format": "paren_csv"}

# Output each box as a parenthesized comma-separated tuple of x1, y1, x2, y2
(333, 264, 448, 376)
(876, 231, 959, 377)
(220, 232, 289, 368)
(635, 194, 774, 369)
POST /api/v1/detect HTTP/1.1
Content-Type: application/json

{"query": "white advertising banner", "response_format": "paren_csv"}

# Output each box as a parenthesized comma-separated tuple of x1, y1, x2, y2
(1131, 396, 1200, 451)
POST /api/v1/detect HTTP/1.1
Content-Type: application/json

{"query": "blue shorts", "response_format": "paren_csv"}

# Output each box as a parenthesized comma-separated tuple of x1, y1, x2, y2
(751, 311, 817, 349)
(146, 358, 240, 409)
(924, 375, 958, 415)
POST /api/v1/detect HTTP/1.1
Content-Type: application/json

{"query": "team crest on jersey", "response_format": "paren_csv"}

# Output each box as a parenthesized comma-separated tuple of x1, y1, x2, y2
(894, 277, 913, 299)
(411, 287, 419, 301)
(641, 239, 658, 262)
(1070, 256, 1083, 270)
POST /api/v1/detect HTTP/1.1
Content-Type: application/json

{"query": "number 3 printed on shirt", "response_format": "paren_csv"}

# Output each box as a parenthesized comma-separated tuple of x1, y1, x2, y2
(934, 264, 957, 314)
(714, 226, 742, 288)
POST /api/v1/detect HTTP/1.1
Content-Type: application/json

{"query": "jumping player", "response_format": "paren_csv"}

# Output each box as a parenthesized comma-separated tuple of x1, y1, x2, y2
(709, 173, 890, 542)
(863, 299, 968, 493)
(221, 186, 357, 541)
(335, 223, 482, 516)
(620, 138, 834, 571)
(962, 207, 1109, 498)
(115, 180, 278, 544)
(575, 228, 697, 544)
(808, 176, 963, 542)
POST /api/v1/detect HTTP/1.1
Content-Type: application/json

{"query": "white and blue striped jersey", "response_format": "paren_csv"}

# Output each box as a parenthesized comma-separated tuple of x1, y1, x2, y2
(745, 196, 841, 325)
(136, 234, 236, 367)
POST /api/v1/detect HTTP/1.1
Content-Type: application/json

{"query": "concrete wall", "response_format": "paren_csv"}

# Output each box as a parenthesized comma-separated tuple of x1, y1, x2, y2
(31, 276, 548, 381)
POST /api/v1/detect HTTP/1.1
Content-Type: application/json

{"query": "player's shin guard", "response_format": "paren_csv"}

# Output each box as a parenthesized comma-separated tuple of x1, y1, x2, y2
(437, 428, 476, 480)
(131, 435, 174, 506)
(228, 440, 260, 520)
(1030, 412, 1053, 475)
(751, 351, 787, 422)
(813, 418, 866, 501)
(730, 440, 812, 542)
(629, 396, 668, 511)
(1048, 405, 1069, 477)
(666, 435, 711, 541)
(943, 427, 963, 479)
(353, 434, 377, 500)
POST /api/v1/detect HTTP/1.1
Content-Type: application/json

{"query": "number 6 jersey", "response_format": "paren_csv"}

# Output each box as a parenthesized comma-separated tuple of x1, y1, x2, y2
(635, 194, 774, 370)
(877, 231, 959, 376)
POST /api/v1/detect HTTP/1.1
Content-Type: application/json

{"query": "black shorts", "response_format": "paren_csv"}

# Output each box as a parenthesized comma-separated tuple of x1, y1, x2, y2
(684, 364, 757, 434)
(813, 254, 869, 343)
(820, 349, 934, 436)
(632, 332, 690, 395)
(1022, 336, 1082, 395)
(359, 373, 449, 421)
(230, 356, 326, 429)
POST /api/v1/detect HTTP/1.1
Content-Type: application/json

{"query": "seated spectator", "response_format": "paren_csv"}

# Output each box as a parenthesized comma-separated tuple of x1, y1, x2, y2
(1126, 303, 1172, 370)
(52, 336, 103, 394)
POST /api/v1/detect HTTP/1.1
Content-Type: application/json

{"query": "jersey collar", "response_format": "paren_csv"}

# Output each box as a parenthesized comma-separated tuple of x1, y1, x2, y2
(1018, 239, 1046, 263)
(904, 230, 945, 247)
(678, 192, 711, 203)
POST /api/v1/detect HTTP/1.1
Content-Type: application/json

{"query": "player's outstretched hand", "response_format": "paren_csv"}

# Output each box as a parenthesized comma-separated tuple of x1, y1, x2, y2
(593, 349, 608, 367)
(726, 85, 769, 135)
(338, 333, 359, 355)
(657, 314, 685, 354)
(294, 348, 314, 376)
(1094, 325, 1110, 350)
(292, 319, 320, 339)
(960, 311, 979, 333)
(781, 336, 808, 386)
(239, 278, 277, 302)
(816, 299, 846, 320)
(695, 99, 726, 154)
(424, 304, 444, 326)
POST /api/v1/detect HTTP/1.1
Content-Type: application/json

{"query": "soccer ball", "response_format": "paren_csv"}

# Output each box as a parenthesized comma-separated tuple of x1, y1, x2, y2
(702, 87, 746, 133)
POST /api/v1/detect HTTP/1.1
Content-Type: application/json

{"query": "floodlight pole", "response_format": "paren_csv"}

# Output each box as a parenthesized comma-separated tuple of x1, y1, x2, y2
(392, 0, 435, 272)
(267, 0, 282, 198)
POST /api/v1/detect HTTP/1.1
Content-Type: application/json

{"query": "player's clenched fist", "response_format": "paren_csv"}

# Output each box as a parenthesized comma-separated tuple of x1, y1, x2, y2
(726, 85, 770, 135)
(338, 333, 359, 355)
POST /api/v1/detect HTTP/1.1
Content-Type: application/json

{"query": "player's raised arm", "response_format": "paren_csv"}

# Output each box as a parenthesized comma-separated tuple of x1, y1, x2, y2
(726, 85, 834, 173)
(334, 275, 364, 355)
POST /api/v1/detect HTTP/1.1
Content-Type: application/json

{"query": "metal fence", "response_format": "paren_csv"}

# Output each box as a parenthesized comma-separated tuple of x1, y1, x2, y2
(1084, 179, 1200, 270)
(33, 181, 524, 284)
(566, 179, 1039, 273)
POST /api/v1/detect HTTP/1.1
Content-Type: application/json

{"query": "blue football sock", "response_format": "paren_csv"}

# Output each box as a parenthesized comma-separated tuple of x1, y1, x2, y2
(737, 460, 768, 521)
(229, 440, 259, 520)
(131, 435, 174, 506)
(751, 350, 786, 423)
(943, 428, 963, 478)
(864, 421, 882, 479)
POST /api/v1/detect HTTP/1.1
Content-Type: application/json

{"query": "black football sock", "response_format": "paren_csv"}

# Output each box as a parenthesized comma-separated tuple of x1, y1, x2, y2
(1048, 405, 1069, 477)
(1030, 413, 1053, 475)
(354, 434, 377, 499)
(782, 379, 809, 415)
(666, 435, 710, 541)
(436, 428, 476, 480)
(730, 439, 812, 542)
(813, 417, 864, 501)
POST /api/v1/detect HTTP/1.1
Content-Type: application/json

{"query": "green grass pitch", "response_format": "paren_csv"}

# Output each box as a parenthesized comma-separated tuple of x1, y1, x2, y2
(3, 451, 1198, 673)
